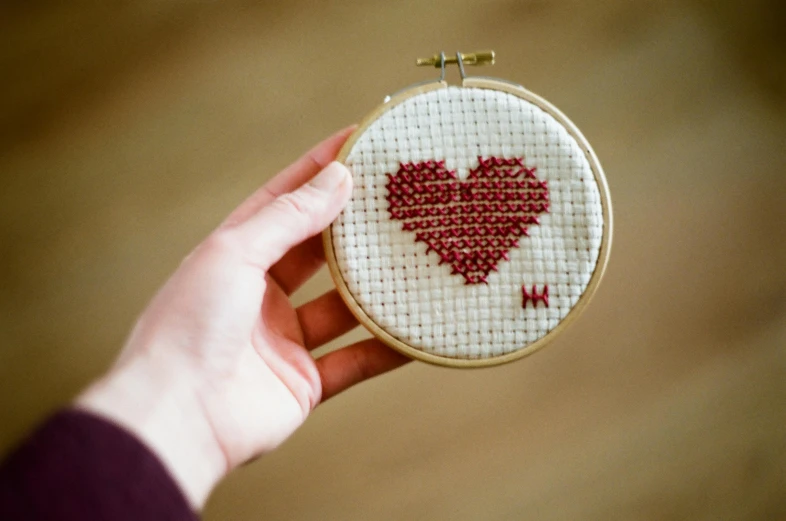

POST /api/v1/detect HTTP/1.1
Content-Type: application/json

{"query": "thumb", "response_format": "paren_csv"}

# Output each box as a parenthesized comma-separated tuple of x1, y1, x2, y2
(234, 161, 352, 271)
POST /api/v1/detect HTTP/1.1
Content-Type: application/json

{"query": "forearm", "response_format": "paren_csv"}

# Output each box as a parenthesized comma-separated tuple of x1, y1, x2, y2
(76, 352, 227, 509)
(0, 408, 200, 521)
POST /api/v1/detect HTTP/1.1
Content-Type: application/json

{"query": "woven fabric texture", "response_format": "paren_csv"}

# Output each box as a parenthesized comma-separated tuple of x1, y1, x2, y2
(332, 86, 604, 360)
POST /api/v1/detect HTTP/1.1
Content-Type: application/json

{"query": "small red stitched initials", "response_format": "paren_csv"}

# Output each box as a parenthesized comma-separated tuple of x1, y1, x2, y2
(386, 157, 549, 285)
(522, 285, 549, 308)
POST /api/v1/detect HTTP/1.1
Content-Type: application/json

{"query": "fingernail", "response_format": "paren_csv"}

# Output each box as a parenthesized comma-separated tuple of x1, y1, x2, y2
(309, 161, 348, 192)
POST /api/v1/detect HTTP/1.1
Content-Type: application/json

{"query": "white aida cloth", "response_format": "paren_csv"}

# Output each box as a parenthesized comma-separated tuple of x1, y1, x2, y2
(332, 86, 604, 360)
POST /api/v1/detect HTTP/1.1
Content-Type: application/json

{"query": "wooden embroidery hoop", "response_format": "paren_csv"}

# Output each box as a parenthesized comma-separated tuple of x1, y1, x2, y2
(323, 52, 613, 368)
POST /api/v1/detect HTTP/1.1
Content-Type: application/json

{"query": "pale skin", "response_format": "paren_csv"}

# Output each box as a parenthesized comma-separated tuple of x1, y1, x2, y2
(77, 127, 410, 509)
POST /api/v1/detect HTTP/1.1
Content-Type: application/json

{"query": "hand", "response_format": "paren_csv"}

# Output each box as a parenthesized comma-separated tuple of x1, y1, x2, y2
(76, 127, 410, 508)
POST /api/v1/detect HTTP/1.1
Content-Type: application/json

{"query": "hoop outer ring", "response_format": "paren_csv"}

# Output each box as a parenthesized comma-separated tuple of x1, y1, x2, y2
(322, 78, 613, 368)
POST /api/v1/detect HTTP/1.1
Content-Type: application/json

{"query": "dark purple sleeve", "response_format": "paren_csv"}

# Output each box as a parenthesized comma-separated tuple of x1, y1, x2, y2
(0, 410, 198, 521)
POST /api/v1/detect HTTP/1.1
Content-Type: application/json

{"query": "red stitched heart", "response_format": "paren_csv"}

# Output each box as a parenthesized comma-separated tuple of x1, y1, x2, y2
(385, 157, 549, 284)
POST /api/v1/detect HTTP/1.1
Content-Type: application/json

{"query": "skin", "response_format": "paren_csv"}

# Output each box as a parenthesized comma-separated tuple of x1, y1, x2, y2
(76, 127, 410, 509)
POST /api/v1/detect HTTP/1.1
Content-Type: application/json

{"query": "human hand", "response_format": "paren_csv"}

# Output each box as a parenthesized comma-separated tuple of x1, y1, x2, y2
(76, 127, 410, 508)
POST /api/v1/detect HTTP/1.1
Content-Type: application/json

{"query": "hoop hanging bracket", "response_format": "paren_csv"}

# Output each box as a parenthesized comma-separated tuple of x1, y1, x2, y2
(416, 50, 495, 81)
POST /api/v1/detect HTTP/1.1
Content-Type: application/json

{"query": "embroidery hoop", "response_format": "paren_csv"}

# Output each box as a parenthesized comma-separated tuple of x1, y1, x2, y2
(323, 52, 613, 368)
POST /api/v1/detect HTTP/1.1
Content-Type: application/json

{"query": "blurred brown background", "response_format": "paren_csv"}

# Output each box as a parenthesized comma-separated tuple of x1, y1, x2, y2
(2, 1, 786, 519)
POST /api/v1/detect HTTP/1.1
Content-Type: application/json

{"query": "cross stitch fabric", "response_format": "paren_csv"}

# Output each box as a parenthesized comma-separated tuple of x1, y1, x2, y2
(331, 86, 604, 360)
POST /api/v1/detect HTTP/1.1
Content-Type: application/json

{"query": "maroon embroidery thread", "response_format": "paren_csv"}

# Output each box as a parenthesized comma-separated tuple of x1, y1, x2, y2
(386, 156, 550, 284)
(522, 285, 549, 308)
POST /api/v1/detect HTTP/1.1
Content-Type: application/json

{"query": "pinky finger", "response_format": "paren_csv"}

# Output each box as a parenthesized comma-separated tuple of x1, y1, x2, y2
(316, 339, 411, 402)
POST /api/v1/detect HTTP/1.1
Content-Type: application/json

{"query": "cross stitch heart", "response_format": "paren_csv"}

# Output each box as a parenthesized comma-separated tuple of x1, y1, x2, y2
(385, 156, 549, 284)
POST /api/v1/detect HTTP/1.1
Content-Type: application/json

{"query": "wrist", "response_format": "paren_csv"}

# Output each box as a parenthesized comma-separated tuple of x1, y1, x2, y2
(76, 352, 227, 509)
